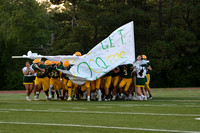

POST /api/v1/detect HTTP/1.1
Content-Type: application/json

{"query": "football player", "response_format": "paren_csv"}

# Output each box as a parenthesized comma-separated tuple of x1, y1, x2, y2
(142, 55, 153, 99)
(48, 61, 62, 100)
(101, 71, 112, 101)
(62, 60, 70, 100)
(32, 59, 50, 101)
(118, 64, 134, 100)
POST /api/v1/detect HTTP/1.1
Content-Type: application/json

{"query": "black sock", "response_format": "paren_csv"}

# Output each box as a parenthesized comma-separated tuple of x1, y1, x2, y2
(44, 90, 49, 97)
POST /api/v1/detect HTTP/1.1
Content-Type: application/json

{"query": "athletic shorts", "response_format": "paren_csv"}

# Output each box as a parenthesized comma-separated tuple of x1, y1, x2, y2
(35, 77, 50, 91)
(50, 78, 61, 90)
(67, 80, 78, 89)
(101, 76, 112, 89)
(96, 78, 101, 89)
(119, 78, 132, 91)
(91, 81, 96, 91)
(112, 76, 120, 87)
(63, 78, 69, 90)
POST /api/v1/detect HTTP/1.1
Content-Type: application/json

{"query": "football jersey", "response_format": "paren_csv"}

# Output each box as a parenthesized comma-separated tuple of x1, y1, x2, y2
(32, 64, 47, 78)
(48, 66, 60, 79)
(121, 64, 133, 78)
(146, 60, 151, 74)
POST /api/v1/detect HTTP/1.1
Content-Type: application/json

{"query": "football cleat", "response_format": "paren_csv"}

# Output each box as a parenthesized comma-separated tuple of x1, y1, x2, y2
(67, 97, 72, 101)
(26, 96, 31, 101)
(34, 96, 40, 101)
(112, 95, 116, 101)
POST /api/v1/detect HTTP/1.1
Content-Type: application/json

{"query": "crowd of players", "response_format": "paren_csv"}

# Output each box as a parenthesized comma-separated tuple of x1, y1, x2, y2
(22, 52, 152, 101)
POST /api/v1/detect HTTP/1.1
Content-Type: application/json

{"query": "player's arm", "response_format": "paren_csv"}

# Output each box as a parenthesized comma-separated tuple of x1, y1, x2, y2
(113, 67, 120, 73)
(147, 66, 152, 71)
(23, 68, 30, 75)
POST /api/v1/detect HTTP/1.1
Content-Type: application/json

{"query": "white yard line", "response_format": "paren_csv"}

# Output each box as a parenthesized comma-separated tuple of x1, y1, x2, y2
(1, 101, 199, 108)
(0, 121, 199, 133)
(96, 106, 112, 109)
(72, 107, 87, 110)
(0, 108, 199, 117)
(195, 118, 200, 120)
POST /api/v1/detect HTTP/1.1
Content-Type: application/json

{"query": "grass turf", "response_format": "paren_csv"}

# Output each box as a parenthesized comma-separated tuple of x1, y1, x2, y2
(0, 88, 200, 133)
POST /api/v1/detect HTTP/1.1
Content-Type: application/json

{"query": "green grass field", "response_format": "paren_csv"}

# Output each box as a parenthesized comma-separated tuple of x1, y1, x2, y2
(0, 88, 200, 133)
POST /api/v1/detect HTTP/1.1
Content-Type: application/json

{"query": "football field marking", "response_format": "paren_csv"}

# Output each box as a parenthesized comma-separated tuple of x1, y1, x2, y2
(1, 101, 200, 108)
(72, 107, 87, 110)
(195, 118, 200, 120)
(0, 121, 199, 133)
(0, 108, 200, 117)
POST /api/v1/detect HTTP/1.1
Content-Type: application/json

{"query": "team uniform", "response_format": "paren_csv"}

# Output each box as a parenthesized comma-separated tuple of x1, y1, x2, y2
(119, 64, 133, 92)
(32, 64, 49, 91)
(145, 60, 151, 90)
(48, 66, 61, 91)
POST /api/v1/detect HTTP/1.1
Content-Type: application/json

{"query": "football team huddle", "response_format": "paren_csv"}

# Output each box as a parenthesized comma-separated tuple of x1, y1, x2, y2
(22, 52, 152, 102)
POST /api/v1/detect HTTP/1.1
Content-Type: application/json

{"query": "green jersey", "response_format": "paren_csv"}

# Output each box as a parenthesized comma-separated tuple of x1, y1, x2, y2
(32, 64, 47, 78)
(146, 60, 151, 74)
(48, 67, 60, 79)
(121, 64, 133, 78)
(111, 67, 120, 77)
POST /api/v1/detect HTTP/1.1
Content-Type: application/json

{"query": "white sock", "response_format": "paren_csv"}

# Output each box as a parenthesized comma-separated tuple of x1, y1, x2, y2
(49, 85, 53, 98)
(97, 90, 101, 98)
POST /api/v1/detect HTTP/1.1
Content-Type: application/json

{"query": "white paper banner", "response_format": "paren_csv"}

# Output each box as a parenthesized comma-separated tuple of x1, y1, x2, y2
(69, 21, 135, 84)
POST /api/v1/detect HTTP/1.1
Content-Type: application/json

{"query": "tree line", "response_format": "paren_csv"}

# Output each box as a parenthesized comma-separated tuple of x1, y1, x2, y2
(0, 0, 199, 90)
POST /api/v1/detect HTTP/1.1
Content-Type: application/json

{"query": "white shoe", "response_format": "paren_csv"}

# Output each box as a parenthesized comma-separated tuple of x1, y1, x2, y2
(87, 97, 90, 101)
(67, 97, 72, 101)
(128, 94, 132, 100)
(112, 95, 116, 101)
(131, 96, 139, 101)
(143, 96, 147, 101)
(149, 96, 152, 100)
(104, 99, 108, 101)
(34, 96, 40, 101)
(26, 96, 31, 101)
(74, 97, 78, 100)
(98, 98, 102, 101)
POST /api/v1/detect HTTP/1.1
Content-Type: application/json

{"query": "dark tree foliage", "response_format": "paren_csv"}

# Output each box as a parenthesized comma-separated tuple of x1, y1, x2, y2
(0, 0, 199, 89)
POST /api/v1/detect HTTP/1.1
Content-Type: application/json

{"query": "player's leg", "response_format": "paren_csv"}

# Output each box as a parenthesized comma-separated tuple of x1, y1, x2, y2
(42, 77, 50, 101)
(118, 78, 126, 100)
(124, 78, 132, 100)
(112, 76, 120, 100)
(104, 76, 112, 101)
(34, 77, 42, 100)
(146, 74, 152, 99)
(85, 81, 91, 101)
(67, 80, 73, 100)
(96, 78, 102, 101)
